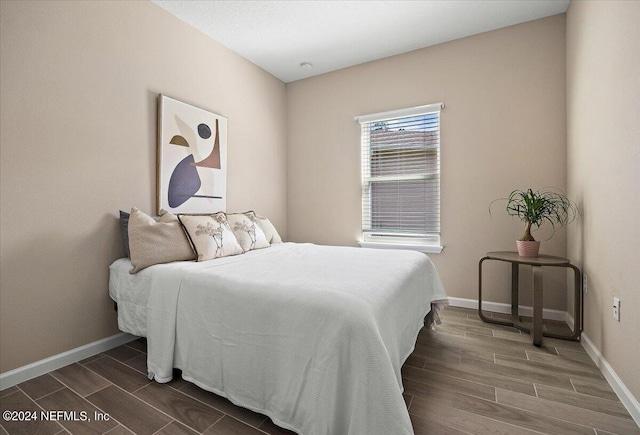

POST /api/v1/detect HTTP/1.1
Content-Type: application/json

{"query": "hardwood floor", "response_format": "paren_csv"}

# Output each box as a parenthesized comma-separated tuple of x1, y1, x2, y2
(1, 306, 637, 434)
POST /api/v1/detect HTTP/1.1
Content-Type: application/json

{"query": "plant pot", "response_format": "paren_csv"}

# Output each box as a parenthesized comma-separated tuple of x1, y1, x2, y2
(516, 240, 540, 257)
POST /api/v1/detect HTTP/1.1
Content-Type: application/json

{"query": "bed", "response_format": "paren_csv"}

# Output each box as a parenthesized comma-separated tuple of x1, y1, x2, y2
(109, 242, 447, 435)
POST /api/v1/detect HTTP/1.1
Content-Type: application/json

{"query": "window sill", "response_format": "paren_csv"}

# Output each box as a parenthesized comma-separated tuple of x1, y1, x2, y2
(358, 242, 443, 254)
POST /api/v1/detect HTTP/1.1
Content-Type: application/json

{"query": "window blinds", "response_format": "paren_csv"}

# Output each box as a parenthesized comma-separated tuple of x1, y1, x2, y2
(357, 103, 442, 245)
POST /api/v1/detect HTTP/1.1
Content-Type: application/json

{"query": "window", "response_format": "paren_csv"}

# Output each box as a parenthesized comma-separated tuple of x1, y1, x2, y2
(356, 103, 443, 253)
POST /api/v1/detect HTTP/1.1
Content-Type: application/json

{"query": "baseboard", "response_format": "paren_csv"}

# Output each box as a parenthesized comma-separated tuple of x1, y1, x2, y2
(566, 312, 575, 330)
(448, 296, 567, 321)
(581, 333, 640, 426)
(0, 332, 137, 390)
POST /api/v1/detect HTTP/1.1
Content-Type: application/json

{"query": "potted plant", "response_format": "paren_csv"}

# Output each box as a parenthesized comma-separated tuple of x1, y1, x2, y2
(491, 188, 577, 257)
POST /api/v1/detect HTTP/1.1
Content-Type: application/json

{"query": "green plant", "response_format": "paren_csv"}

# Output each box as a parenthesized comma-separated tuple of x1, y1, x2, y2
(491, 188, 577, 241)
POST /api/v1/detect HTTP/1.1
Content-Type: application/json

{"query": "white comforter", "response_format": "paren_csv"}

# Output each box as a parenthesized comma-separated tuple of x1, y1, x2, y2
(109, 243, 446, 435)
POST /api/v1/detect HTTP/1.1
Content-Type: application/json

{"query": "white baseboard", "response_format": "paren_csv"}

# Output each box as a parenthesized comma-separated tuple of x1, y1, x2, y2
(566, 312, 575, 330)
(581, 333, 640, 426)
(0, 332, 137, 390)
(448, 296, 567, 321)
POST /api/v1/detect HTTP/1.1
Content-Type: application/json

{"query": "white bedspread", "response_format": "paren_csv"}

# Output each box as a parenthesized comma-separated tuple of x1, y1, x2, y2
(109, 243, 446, 435)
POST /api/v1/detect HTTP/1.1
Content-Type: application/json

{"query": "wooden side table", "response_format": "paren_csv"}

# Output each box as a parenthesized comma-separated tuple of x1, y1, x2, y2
(478, 251, 582, 346)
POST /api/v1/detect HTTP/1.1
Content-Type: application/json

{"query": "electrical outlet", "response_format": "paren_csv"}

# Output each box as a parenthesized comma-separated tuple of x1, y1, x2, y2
(583, 274, 588, 295)
(613, 297, 620, 321)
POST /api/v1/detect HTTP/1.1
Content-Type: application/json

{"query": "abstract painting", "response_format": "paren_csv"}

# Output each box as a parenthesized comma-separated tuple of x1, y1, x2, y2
(157, 95, 227, 214)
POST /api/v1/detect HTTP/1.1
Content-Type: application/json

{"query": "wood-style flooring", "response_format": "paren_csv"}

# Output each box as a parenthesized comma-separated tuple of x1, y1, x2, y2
(1, 306, 638, 435)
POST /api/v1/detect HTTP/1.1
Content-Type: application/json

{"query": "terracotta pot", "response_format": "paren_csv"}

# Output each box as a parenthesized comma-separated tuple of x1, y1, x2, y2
(516, 240, 540, 257)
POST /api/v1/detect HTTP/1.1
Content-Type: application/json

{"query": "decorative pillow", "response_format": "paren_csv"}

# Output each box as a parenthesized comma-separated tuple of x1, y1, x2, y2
(178, 213, 244, 261)
(244, 211, 283, 244)
(226, 213, 270, 252)
(128, 208, 196, 274)
(119, 210, 131, 257)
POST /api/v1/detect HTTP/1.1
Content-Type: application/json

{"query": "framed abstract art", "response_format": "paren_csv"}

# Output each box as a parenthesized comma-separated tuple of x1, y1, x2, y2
(157, 95, 227, 214)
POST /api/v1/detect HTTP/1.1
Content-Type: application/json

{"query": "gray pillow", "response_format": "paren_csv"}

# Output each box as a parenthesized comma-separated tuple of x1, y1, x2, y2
(119, 210, 130, 257)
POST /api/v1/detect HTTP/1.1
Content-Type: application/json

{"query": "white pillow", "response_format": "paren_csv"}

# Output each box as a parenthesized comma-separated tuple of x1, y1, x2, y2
(128, 208, 195, 274)
(178, 213, 243, 261)
(226, 213, 270, 252)
(245, 211, 282, 244)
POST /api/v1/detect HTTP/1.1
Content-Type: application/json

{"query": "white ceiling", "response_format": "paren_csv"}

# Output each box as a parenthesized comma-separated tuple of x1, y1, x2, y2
(152, 0, 570, 83)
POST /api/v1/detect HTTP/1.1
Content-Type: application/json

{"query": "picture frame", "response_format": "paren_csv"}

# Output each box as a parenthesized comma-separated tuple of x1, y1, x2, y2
(157, 94, 227, 214)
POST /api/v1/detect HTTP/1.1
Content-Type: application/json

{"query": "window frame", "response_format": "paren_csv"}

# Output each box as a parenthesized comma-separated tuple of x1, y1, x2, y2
(355, 103, 444, 253)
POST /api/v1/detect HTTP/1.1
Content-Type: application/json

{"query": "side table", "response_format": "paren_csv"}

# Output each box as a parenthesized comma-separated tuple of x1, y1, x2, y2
(478, 251, 582, 346)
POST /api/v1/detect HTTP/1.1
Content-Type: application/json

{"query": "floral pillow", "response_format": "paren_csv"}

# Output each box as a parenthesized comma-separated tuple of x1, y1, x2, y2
(226, 213, 270, 252)
(178, 213, 243, 261)
(244, 211, 283, 244)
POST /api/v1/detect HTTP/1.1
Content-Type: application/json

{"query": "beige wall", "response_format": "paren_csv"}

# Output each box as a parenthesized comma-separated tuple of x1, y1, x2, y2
(287, 15, 569, 309)
(566, 1, 640, 399)
(0, 1, 287, 373)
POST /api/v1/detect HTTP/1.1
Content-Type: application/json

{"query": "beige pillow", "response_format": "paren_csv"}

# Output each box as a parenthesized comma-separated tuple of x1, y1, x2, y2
(226, 213, 270, 252)
(128, 208, 195, 274)
(245, 211, 282, 244)
(178, 213, 244, 261)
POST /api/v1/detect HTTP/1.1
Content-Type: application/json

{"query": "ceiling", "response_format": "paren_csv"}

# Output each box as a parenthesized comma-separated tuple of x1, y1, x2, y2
(152, 0, 570, 83)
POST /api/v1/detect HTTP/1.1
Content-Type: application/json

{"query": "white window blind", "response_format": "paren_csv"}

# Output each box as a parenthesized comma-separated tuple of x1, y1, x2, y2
(356, 103, 442, 247)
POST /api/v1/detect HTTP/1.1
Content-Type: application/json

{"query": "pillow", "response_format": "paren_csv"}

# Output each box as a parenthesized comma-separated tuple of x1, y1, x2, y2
(178, 213, 244, 261)
(119, 210, 130, 257)
(128, 208, 195, 274)
(244, 211, 282, 244)
(226, 213, 270, 252)
(119, 209, 164, 258)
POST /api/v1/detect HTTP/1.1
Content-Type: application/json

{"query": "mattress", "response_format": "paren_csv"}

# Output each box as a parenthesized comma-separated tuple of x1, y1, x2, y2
(109, 258, 152, 337)
(109, 242, 447, 435)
